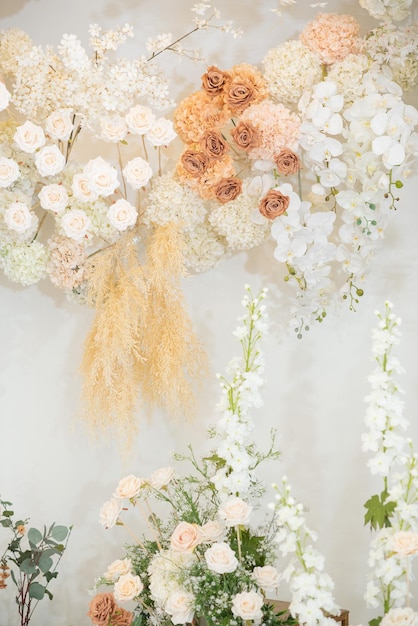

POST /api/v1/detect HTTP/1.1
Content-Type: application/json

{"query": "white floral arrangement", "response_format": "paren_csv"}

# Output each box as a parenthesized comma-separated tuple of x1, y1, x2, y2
(88, 287, 339, 626)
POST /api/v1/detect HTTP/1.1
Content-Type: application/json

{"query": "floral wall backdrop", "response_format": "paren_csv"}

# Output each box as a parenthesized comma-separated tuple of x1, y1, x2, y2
(0, 0, 418, 625)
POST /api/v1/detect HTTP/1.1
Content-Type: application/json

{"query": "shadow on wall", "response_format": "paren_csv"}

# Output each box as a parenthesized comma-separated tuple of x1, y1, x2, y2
(0, 0, 38, 17)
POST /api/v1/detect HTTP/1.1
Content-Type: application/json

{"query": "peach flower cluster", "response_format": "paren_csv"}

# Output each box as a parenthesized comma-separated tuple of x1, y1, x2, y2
(300, 13, 363, 65)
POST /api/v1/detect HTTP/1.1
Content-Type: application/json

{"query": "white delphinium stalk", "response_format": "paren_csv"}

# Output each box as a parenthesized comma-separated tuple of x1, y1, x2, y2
(270, 477, 340, 626)
(364, 302, 418, 618)
(211, 285, 272, 499)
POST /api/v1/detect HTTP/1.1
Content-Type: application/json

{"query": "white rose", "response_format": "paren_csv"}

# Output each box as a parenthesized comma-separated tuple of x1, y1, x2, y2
(125, 105, 156, 135)
(204, 542, 238, 574)
(104, 558, 133, 582)
(45, 109, 74, 141)
(149, 466, 175, 490)
(253, 565, 280, 593)
(0, 82, 11, 111)
(38, 183, 69, 213)
(99, 497, 123, 529)
(0, 157, 20, 188)
(100, 114, 128, 143)
(388, 531, 418, 558)
(200, 519, 226, 543)
(61, 209, 91, 241)
(146, 118, 177, 147)
(107, 199, 137, 232)
(232, 590, 264, 621)
(83, 156, 120, 197)
(381, 607, 418, 626)
(114, 573, 144, 603)
(13, 120, 45, 153)
(114, 474, 144, 499)
(71, 173, 99, 203)
(164, 589, 195, 625)
(35, 145, 65, 177)
(4, 202, 35, 234)
(218, 497, 253, 527)
(122, 157, 153, 190)
(170, 522, 202, 553)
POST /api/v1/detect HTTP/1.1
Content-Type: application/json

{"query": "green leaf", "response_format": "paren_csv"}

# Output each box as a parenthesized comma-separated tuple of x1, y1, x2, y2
(44, 588, 53, 601)
(38, 553, 53, 574)
(369, 616, 383, 626)
(364, 491, 396, 530)
(29, 581, 45, 600)
(27, 527, 43, 546)
(50, 525, 68, 542)
(20, 557, 38, 576)
(45, 570, 58, 583)
(2, 510, 14, 518)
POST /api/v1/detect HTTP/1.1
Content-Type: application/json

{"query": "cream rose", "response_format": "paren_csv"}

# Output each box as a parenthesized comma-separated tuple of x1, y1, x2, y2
(71, 173, 99, 203)
(61, 208, 91, 241)
(170, 522, 202, 553)
(83, 156, 120, 197)
(204, 542, 238, 574)
(218, 497, 253, 527)
(164, 589, 195, 625)
(0, 82, 11, 111)
(45, 109, 74, 141)
(381, 607, 418, 626)
(0, 156, 20, 188)
(114, 573, 143, 603)
(107, 199, 137, 232)
(35, 145, 65, 177)
(114, 475, 144, 500)
(231, 590, 264, 620)
(99, 497, 123, 529)
(122, 157, 153, 190)
(253, 565, 280, 592)
(100, 115, 128, 143)
(149, 466, 175, 490)
(4, 202, 34, 234)
(104, 558, 133, 582)
(388, 531, 418, 557)
(125, 105, 156, 135)
(200, 519, 226, 543)
(38, 184, 69, 213)
(146, 118, 177, 147)
(13, 121, 45, 153)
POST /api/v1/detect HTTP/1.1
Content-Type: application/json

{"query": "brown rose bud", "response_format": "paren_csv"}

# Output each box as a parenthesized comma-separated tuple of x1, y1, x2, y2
(87, 593, 116, 626)
(259, 189, 290, 219)
(225, 80, 255, 112)
(230, 121, 261, 152)
(180, 150, 209, 177)
(200, 130, 229, 161)
(109, 607, 134, 626)
(214, 177, 243, 204)
(201, 65, 230, 96)
(275, 148, 301, 175)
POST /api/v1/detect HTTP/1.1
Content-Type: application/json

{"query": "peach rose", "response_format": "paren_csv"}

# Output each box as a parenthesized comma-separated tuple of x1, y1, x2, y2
(114, 573, 143, 603)
(204, 542, 238, 574)
(200, 519, 226, 543)
(201, 65, 230, 96)
(87, 592, 115, 626)
(13, 120, 45, 153)
(99, 498, 123, 529)
(199, 130, 229, 161)
(170, 521, 202, 552)
(35, 145, 65, 177)
(4, 202, 33, 234)
(114, 475, 144, 500)
(381, 607, 418, 626)
(218, 497, 253, 527)
(149, 466, 175, 490)
(100, 115, 128, 143)
(275, 148, 301, 175)
(45, 109, 74, 141)
(214, 177, 242, 204)
(230, 121, 261, 152)
(388, 531, 418, 558)
(253, 565, 280, 592)
(61, 208, 92, 241)
(104, 558, 133, 583)
(0, 156, 20, 188)
(259, 189, 290, 220)
(180, 150, 209, 177)
(232, 590, 264, 621)
(164, 589, 195, 625)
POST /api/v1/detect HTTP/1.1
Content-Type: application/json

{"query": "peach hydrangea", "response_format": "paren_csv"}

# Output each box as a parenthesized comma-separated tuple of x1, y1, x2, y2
(174, 91, 230, 143)
(300, 13, 362, 65)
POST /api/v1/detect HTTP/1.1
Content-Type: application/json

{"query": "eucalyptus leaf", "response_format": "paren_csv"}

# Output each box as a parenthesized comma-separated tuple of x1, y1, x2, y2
(27, 527, 43, 546)
(20, 557, 38, 576)
(29, 581, 45, 600)
(38, 553, 53, 574)
(50, 525, 68, 541)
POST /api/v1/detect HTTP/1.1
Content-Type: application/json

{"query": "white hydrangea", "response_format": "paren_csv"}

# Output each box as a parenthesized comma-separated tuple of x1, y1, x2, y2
(182, 221, 228, 273)
(359, 0, 413, 22)
(1, 241, 49, 285)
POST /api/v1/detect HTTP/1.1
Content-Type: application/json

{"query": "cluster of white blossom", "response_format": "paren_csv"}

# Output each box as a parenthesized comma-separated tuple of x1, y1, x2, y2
(359, 0, 413, 22)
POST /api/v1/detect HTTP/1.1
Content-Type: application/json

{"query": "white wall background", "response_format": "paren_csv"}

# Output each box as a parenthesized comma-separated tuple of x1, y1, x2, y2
(0, 1, 418, 625)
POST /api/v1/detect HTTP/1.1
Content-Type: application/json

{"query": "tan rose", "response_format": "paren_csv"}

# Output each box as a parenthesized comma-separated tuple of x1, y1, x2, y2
(109, 606, 134, 626)
(199, 130, 229, 161)
(388, 531, 418, 558)
(214, 177, 242, 204)
(87, 592, 115, 626)
(275, 148, 301, 175)
(180, 150, 209, 177)
(170, 521, 202, 552)
(259, 189, 290, 220)
(201, 65, 230, 96)
(230, 121, 261, 152)
(226, 80, 256, 113)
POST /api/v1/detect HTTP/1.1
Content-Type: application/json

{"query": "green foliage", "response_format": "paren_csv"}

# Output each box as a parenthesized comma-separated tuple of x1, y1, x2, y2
(364, 490, 396, 530)
(369, 616, 383, 626)
(0, 496, 71, 626)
